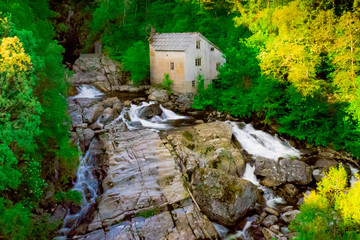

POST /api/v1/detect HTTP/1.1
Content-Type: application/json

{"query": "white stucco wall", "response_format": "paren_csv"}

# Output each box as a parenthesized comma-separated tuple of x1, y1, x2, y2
(184, 35, 226, 92)
(150, 33, 226, 93)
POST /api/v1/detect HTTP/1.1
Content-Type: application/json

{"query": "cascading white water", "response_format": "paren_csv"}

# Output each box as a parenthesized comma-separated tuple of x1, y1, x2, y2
(116, 101, 187, 130)
(56, 140, 99, 239)
(70, 85, 104, 99)
(230, 122, 300, 161)
(230, 122, 301, 239)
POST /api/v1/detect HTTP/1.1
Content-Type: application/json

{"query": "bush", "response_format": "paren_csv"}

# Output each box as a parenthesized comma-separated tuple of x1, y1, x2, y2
(290, 164, 360, 239)
(161, 73, 173, 95)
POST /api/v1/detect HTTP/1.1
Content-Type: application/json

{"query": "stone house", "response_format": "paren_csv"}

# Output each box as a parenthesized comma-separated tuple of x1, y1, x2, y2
(149, 32, 225, 93)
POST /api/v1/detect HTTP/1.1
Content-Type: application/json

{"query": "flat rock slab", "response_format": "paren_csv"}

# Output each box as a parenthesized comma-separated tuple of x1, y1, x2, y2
(78, 128, 218, 239)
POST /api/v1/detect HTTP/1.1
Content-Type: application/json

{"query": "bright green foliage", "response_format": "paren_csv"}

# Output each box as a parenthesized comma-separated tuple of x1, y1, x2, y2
(161, 73, 173, 95)
(122, 41, 149, 85)
(0, 1, 78, 239)
(193, 0, 360, 158)
(290, 164, 360, 239)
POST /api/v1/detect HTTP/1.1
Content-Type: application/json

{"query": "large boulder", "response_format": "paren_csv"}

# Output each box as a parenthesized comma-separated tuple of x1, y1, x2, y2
(255, 157, 312, 187)
(192, 168, 258, 226)
(166, 122, 245, 175)
(148, 89, 169, 103)
(138, 103, 163, 119)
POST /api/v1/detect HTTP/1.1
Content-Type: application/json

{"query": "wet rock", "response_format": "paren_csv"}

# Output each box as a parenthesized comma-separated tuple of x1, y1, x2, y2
(313, 169, 325, 182)
(99, 107, 114, 125)
(123, 100, 131, 107)
(83, 104, 104, 124)
(270, 225, 280, 234)
(255, 157, 312, 187)
(264, 207, 279, 217)
(284, 183, 299, 197)
(314, 159, 339, 172)
(192, 168, 258, 226)
(138, 103, 163, 119)
(262, 228, 277, 240)
(262, 215, 278, 228)
(51, 205, 67, 222)
(281, 210, 301, 224)
(148, 89, 169, 103)
(84, 128, 95, 147)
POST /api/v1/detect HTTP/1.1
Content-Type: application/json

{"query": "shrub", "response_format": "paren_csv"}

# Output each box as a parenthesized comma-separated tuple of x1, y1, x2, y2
(290, 164, 360, 239)
(161, 73, 173, 95)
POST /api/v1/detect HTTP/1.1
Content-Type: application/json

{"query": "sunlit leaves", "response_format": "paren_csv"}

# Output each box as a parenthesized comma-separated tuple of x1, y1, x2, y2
(291, 165, 360, 239)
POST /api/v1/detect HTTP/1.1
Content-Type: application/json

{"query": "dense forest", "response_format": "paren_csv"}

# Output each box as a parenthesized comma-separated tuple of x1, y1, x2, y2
(1, 0, 360, 239)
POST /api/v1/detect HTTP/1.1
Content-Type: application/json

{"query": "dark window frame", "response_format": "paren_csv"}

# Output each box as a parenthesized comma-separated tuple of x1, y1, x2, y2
(170, 62, 174, 70)
(196, 40, 201, 49)
(195, 58, 202, 66)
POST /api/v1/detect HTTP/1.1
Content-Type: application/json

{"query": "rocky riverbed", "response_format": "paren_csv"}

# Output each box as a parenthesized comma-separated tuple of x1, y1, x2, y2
(54, 54, 359, 240)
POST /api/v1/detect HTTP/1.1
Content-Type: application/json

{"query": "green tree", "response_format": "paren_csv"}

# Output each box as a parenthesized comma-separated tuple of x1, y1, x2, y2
(122, 41, 149, 85)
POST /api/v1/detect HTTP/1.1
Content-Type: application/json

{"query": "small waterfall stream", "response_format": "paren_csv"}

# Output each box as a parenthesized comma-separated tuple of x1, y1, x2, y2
(116, 101, 187, 130)
(229, 122, 301, 239)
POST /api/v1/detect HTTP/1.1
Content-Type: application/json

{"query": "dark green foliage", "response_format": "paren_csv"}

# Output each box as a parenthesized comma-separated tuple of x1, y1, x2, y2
(122, 41, 149, 85)
(0, 1, 78, 239)
(55, 190, 82, 205)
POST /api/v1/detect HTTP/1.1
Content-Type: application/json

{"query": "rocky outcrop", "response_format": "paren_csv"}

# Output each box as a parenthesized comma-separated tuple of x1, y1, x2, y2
(254, 157, 313, 187)
(192, 168, 258, 226)
(71, 128, 218, 239)
(166, 122, 246, 176)
(72, 54, 127, 92)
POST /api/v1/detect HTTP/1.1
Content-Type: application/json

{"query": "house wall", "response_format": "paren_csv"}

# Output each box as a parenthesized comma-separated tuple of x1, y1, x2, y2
(149, 34, 226, 93)
(184, 35, 226, 92)
(149, 45, 186, 93)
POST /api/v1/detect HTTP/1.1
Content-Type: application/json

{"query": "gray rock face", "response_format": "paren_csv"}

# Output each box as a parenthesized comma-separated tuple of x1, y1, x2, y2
(314, 159, 339, 172)
(71, 54, 127, 92)
(255, 157, 313, 187)
(74, 128, 218, 239)
(83, 128, 95, 147)
(83, 104, 104, 124)
(148, 89, 169, 103)
(138, 103, 163, 119)
(192, 168, 258, 226)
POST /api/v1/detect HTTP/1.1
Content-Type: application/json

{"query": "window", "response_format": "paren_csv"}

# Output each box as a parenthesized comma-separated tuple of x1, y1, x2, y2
(192, 80, 196, 88)
(211, 47, 214, 51)
(196, 40, 200, 49)
(195, 58, 201, 66)
(170, 62, 174, 70)
(216, 62, 221, 71)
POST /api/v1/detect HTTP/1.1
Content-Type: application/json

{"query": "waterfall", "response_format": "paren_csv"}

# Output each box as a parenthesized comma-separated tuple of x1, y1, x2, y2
(56, 139, 100, 239)
(230, 122, 300, 161)
(230, 122, 301, 239)
(70, 85, 104, 99)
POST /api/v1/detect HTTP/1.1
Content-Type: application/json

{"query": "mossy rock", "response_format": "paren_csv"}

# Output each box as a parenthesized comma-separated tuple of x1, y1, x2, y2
(192, 168, 258, 226)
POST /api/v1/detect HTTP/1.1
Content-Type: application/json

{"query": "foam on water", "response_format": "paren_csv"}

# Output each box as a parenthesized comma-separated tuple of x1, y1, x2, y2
(117, 101, 187, 130)
(230, 122, 300, 161)
(70, 85, 104, 99)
